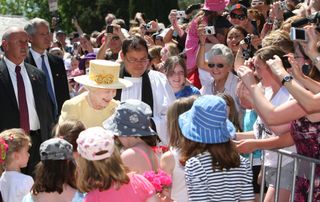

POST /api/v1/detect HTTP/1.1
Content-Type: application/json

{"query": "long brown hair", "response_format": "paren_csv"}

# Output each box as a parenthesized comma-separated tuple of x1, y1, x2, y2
(167, 96, 197, 148)
(76, 147, 129, 193)
(32, 160, 77, 194)
(180, 139, 240, 171)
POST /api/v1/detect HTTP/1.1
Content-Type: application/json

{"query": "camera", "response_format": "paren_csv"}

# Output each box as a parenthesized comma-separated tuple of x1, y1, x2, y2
(281, 56, 291, 69)
(205, 26, 215, 35)
(279, 1, 287, 11)
(176, 10, 186, 19)
(290, 27, 307, 41)
(143, 23, 152, 30)
(244, 35, 251, 45)
(106, 25, 114, 34)
(291, 11, 320, 32)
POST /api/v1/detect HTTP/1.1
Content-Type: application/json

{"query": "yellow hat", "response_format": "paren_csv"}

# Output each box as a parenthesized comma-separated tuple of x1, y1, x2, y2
(74, 60, 132, 89)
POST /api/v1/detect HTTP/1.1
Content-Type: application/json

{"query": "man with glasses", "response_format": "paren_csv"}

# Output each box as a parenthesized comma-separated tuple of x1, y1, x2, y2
(114, 36, 176, 145)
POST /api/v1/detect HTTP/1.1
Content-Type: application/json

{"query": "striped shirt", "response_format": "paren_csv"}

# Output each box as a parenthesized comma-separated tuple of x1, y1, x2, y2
(185, 152, 254, 201)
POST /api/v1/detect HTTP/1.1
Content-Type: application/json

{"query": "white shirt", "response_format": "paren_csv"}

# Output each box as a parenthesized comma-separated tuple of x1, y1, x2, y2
(120, 70, 176, 145)
(0, 171, 34, 202)
(29, 48, 56, 97)
(253, 86, 296, 167)
(4, 57, 40, 130)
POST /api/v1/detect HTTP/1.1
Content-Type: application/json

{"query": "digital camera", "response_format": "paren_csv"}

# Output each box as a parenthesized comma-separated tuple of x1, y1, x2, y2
(176, 10, 186, 19)
(205, 26, 215, 35)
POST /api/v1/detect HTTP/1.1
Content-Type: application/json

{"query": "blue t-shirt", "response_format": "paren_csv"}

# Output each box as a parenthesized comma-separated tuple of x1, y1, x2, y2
(175, 85, 200, 99)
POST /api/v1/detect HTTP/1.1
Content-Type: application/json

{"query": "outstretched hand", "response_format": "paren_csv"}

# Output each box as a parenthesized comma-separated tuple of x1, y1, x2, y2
(234, 139, 258, 154)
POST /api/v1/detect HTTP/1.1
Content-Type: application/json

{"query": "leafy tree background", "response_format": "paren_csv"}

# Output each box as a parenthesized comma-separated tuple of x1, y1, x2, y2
(0, 0, 202, 34)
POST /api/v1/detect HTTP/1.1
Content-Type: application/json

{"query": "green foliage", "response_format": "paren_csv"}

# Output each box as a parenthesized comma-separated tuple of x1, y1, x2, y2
(0, 0, 178, 34)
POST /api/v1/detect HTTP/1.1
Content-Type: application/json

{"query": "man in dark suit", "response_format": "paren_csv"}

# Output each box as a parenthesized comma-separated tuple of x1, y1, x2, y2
(0, 27, 54, 175)
(24, 18, 70, 120)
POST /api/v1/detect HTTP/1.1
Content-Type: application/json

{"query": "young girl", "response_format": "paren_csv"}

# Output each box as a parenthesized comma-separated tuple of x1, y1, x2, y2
(76, 127, 158, 202)
(22, 138, 84, 202)
(163, 56, 200, 99)
(55, 119, 86, 158)
(0, 129, 33, 202)
(103, 99, 160, 175)
(179, 95, 254, 201)
(160, 96, 197, 202)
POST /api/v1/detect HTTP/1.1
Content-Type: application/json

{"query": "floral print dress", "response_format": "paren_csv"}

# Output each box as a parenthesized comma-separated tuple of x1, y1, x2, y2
(290, 117, 320, 202)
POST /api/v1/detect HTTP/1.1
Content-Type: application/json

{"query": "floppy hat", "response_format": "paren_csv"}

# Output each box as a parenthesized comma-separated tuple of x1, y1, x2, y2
(203, 0, 230, 12)
(178, 95, 235, 144)
(40, 138, 73, 161)
(103, 99, 157, 137)
(77, 127, 115, 161)
(74, 59, 132, 89)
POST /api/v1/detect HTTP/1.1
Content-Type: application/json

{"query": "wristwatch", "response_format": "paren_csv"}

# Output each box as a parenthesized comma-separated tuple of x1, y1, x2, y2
(281, 75, 293, 85)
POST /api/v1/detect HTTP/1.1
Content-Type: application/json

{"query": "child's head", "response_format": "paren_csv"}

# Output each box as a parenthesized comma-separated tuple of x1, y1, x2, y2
(167, 96, 197, 148)
(0, 129, 31, 171)
(178, 95, 240, 170)
(32, 138, 75, 195)
(76, 127, 129, 193)
(55, 120, 86, 154)
(216, 93, 241, 132)
(103, 99, 158, 147)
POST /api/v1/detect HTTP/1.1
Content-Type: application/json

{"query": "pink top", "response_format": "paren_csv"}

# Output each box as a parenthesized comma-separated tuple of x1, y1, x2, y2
(83, 173, 155, 202)
(185, 16, 208, 71)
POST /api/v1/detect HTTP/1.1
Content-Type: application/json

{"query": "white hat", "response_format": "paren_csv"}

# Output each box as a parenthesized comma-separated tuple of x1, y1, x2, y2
(77, 127, 115, 161)
(74, 60, 132, 89)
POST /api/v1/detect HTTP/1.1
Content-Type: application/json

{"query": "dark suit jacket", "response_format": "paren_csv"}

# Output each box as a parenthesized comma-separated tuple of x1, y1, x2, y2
(0, 60, 54, 142)
(25, 52, 70, 116)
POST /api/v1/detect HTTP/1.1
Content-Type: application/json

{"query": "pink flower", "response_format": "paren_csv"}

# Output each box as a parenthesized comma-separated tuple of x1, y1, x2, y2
(143, 169, 172, 193)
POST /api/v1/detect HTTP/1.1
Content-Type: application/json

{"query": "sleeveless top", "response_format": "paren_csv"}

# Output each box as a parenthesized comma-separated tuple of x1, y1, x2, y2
(170, 147, 188, 202)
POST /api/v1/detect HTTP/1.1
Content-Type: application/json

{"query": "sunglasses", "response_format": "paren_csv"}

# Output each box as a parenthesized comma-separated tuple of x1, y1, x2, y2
(208, 63, 224, 68)
(230, 13, 246, 21)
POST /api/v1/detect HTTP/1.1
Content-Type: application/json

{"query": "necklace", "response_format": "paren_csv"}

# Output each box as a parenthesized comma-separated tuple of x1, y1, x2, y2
(212, 81, 225, 95)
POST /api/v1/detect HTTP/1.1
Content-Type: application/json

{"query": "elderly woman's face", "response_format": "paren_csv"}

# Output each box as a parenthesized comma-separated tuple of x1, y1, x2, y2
(207, 55, 231, 81)
(88, 88, 116, 109)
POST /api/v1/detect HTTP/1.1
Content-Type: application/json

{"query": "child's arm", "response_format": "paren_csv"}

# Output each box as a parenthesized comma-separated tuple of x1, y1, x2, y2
(236, 132, 294, 154)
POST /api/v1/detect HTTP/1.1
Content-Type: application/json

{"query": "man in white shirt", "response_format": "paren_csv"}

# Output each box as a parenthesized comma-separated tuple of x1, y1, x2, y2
(115, 36, 176, 144)
(0, 27, 54, 176)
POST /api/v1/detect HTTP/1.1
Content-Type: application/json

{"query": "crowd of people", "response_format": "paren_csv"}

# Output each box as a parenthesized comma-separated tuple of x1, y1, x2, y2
(0, 0, 319, 201)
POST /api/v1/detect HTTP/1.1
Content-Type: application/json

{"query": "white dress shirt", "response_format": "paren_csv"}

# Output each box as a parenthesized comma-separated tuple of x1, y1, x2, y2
(120, 70, 176, 145)
(29, 48, 56, 97)
(4, 57, 40, 130)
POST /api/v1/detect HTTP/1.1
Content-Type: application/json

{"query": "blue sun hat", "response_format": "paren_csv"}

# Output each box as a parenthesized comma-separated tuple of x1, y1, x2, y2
(178, 95, 235, 144)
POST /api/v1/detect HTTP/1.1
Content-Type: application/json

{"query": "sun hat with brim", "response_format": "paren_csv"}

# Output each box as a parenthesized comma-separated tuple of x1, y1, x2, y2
(77, 127, 115, 161)
(203, 0, 230, 12)
(178, 95, 235, 144)
(103, 99, 157, 137)
(74, 59, 132, 89)
(40, 138, 73, 161)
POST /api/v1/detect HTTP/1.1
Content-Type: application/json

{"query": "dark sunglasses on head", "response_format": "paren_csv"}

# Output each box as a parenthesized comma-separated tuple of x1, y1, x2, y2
(230, 13, 246, 21)
(208, 63, 224, 68)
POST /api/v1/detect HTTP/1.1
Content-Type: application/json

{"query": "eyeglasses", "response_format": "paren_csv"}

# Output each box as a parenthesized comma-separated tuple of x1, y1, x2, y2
(208, 63, 225, 68)
(125, 57, 149, 64)
(230, 13, 247, 21)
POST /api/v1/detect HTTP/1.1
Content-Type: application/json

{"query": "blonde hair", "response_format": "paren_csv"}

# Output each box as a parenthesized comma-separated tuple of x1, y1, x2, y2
(0, 129, 31, 172)
(167, 96, 197, 148)
(76, 147, 129, 193)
